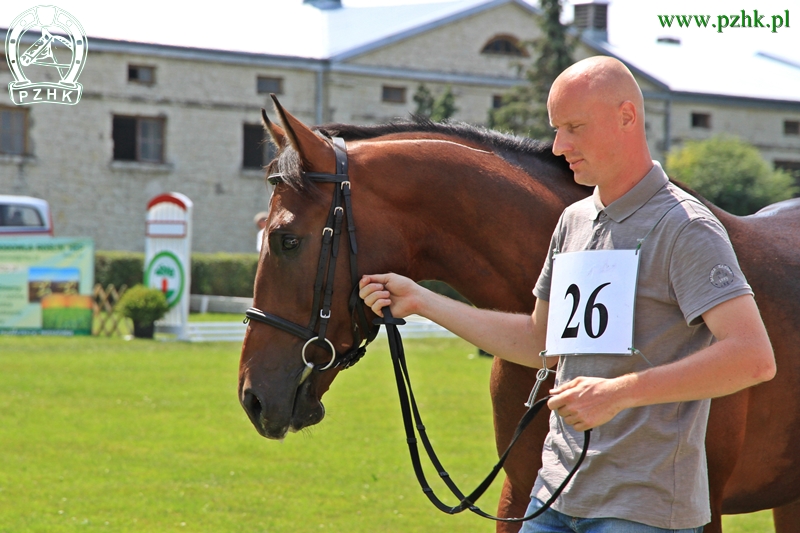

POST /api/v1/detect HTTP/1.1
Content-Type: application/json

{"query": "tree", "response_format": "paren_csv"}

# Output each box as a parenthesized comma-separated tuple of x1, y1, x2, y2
(413, 84, 434, 118)
(666, 135, 797, 215)
(413, 84, 458, 122)
(488, 0, 575, 140)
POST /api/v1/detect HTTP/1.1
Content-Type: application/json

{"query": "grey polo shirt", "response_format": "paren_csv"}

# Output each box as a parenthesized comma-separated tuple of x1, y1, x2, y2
(531, 162, 752, 529)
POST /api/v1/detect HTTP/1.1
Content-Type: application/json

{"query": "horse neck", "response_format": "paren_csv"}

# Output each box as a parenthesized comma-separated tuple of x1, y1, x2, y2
(354, 140, 584, 313)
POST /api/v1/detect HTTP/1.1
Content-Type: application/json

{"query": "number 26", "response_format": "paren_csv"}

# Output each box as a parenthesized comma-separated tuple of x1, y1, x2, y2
(561, 282, 611, 339)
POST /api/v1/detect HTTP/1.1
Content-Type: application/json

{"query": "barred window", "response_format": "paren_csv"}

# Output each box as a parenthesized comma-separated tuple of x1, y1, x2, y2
(128, 65, 155, 85)
(691, 113, 711, 129)
(382, 85, 406, 103)
(257, 76, 283, 95)
(113, 115, 165, 163)
(0, 106, 27, 155)
(481, 35, 526, 57)
(243, 124, 277, 169)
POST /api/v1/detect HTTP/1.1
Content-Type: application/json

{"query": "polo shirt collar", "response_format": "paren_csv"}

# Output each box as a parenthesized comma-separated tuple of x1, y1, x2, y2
(592, 161, 669, 222)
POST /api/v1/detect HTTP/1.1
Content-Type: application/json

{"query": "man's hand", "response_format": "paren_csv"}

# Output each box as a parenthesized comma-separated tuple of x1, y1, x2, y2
(359, 273, 420, 318)
(359, 273, 552, 369)
(547, 375, 632, 431)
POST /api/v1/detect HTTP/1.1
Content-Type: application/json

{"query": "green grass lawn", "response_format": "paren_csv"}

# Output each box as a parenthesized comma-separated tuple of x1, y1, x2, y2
(0, 335, 774, 532)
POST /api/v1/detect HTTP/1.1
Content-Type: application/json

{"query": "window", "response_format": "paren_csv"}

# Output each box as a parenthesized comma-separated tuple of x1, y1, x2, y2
(0, 106, 27, 155)
(784, 120, 800, 136)
(382, 85, 406, 104)
(243, 124, 277, 169)
(775, 160, 800, 192)
(492, 95, 504, 109)
(128, 65, 155, 85)
(0, 204, 44, 227)
(112, 115, 165, 163)
(257, 76, 283, 95)
(481, 35, 526, 57)
(691, 112, 711, 129)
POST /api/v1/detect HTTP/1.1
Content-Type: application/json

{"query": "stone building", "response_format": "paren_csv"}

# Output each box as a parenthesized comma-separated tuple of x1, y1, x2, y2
(1, 0, 798, 253)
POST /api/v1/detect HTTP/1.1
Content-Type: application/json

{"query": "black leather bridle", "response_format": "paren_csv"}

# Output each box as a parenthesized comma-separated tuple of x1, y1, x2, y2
(243, 136, 590, 522)
(244, 137, 378, 380)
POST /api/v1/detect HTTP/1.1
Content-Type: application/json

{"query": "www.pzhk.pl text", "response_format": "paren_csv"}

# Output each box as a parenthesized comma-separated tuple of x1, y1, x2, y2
(658, 10, 791, 33)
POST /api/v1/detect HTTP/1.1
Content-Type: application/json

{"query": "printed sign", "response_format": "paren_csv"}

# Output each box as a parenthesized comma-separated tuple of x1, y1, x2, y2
(145, 193, 192, 339)
(144, 250, 184, 309)
(0, 237, 94, 334)
(546, 249, 640, 356)
(5, 5, 88, 105)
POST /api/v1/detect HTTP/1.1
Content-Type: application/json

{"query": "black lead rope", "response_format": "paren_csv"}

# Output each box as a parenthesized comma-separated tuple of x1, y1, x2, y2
(375, 307, 591, 523)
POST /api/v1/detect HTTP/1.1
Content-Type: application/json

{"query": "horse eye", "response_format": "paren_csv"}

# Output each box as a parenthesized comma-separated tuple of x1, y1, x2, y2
(282, 236, 300, 250)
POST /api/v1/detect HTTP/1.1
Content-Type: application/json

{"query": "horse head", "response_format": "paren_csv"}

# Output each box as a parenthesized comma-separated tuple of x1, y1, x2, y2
(239, 97, 381, 439)
(238, 97, 579, 440)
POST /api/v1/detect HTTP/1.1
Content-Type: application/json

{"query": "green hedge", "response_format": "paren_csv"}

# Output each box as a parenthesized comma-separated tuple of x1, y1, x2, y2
(95, 253, 465, 302)
(190, 253, 258, 297)
(95, 251, 258, 298)
(95, 251, 145, 290)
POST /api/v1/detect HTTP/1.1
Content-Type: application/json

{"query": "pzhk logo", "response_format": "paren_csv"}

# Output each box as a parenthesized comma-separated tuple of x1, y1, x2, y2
(5, 5, 87, 105)
(144, 251, 185, 309)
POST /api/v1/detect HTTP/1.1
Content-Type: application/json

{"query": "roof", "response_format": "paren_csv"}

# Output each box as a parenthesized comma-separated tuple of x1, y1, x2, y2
(2, 0, 797, 105)
(584, 36, 800, 105)
(0, 0, 537, 61)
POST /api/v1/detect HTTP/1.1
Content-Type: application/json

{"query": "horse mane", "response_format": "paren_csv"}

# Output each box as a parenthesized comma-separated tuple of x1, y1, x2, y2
(268, 117, 571, 193)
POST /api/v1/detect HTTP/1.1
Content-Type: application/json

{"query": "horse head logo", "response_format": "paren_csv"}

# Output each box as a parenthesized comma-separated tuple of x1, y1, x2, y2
(5, 5, 88, 105)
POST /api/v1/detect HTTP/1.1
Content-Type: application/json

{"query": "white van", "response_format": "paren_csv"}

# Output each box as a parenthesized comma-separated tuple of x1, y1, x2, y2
(0, 195, 53, 236)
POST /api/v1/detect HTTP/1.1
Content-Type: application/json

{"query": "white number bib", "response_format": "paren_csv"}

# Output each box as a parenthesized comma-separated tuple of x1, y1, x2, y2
(545, 249, 640, 356)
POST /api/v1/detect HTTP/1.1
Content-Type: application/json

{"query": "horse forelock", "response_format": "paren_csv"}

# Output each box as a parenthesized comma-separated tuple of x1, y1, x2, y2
(267, 118, 571, 193)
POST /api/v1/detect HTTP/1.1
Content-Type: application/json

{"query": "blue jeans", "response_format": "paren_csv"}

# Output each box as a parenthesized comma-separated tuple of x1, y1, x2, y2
(518, 498, 704, 533)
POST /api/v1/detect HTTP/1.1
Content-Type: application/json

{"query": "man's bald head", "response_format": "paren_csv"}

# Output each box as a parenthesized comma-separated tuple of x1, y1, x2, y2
(547, 56, 653, 204)
(549, 56, 645, 129)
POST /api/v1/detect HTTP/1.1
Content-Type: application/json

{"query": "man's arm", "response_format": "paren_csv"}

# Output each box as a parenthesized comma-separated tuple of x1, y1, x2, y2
(359, 273, 553, 368)
(548, 294, 776, 431)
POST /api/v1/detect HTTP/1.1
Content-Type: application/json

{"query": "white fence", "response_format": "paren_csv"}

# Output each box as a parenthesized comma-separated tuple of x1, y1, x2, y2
(186, 314, 454, 342)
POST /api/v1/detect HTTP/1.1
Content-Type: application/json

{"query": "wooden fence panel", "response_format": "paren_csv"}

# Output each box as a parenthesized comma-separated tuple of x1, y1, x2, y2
(92, 284, 128, 337)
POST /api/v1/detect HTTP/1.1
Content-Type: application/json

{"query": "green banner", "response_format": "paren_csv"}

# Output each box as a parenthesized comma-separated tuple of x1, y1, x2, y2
(0, 237, 94, 335)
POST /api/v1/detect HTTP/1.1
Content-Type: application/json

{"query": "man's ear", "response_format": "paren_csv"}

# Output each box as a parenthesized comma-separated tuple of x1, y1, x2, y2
(619, 100, 637, 130)
(271, 95, 335, 173)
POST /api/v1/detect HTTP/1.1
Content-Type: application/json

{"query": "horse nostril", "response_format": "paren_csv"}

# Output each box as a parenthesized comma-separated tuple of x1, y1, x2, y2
(242, 389, 264, 425)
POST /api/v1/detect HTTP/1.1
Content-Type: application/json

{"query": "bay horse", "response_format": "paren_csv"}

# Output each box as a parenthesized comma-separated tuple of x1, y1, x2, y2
(238, 98, 800, 533)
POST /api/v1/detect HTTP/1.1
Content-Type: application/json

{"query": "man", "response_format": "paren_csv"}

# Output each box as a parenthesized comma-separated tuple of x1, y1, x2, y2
(358, 56, 775, 532)
(254, 211, 269, 253)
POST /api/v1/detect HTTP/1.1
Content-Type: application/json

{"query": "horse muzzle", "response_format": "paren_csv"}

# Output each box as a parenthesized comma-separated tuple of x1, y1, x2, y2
(240, 370, 326, 440)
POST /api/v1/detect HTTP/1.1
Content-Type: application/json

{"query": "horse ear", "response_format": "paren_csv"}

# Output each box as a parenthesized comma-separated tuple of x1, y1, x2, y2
(261, 108, 286, 150)
(271, 94, 335, 172)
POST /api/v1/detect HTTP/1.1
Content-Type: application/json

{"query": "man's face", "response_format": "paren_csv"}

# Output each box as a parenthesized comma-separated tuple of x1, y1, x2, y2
(548, 82, 620, 189)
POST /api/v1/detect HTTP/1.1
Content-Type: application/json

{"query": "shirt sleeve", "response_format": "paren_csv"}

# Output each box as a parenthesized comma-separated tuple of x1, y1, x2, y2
(533, 215, 564, 303)
(669, 216, 753, 326)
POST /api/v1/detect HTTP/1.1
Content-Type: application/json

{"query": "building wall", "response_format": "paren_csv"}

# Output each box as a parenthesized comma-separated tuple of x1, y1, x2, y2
(2, 4, 799, 255)
(667, 100, 800, 166)
(326, 71, 511, 125)
(349, 3, 541, 77)
(0, 49, 318, 253)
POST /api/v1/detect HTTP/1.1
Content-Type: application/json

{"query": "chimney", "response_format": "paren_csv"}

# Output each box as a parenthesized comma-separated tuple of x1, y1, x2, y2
(303, 0, 342, 9)
(573, 2, 609, 42)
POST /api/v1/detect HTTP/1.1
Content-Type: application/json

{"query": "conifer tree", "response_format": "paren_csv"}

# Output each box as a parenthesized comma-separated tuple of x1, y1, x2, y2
(489, 0, 575, 139)
(413, 84, 458, 122)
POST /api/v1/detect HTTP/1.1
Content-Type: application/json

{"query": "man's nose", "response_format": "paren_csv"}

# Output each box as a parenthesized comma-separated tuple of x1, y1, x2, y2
(552, 131, 568, 157)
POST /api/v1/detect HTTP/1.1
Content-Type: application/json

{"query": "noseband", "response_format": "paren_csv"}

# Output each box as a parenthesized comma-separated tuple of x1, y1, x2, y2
(244, 137, 378, 377)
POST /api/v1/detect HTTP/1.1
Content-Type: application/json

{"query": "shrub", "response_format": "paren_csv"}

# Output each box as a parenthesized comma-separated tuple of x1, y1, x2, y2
(666, 135, 797, 215)
(117, 284, 169, 326)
